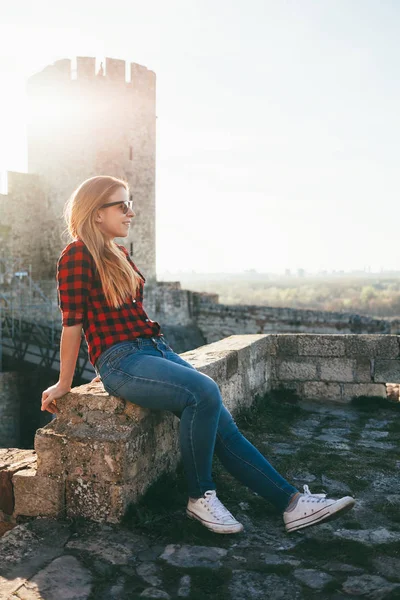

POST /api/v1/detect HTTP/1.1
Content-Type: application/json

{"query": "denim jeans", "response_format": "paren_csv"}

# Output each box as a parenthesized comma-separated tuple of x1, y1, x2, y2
(94, 336, 299, 512)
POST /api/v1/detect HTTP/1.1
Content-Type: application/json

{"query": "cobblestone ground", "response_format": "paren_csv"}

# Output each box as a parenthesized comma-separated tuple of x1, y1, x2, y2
(1, 391, 399, 599)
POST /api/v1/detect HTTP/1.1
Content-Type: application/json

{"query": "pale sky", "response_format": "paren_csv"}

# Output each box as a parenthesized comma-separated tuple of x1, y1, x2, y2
(0, 0, 399, 274)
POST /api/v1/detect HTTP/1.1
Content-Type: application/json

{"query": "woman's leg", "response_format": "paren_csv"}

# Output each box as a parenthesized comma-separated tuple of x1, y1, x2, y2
(97, 340, 223, 499)
(162, 346, 300, 513)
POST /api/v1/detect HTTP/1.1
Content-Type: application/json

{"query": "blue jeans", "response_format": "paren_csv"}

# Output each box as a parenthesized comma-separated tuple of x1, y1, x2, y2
(94, 336, 299, 512)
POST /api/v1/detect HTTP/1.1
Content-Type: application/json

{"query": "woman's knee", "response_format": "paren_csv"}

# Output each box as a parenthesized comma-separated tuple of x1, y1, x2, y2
(190, 376, 222, 411)
(216, 405, 240, 444)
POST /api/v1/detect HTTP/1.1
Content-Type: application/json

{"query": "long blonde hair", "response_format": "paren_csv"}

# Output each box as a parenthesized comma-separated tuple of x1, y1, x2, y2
(62, 175, 142, 309)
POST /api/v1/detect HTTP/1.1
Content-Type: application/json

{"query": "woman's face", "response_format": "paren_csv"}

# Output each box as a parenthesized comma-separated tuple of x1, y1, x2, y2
(95, 186, 135, 240)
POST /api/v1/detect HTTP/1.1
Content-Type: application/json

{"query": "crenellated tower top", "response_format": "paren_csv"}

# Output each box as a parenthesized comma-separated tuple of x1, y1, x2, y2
(27, 57, 155, 101)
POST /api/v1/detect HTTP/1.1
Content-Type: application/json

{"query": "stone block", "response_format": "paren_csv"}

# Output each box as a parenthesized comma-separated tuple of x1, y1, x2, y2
(302, 381, 342, 402)
(38, 430, 127, 483)
(13, 469, 65, 518)
(298, 335, 346, 357)
(276, 357, 317, 381)
(318, 358, 354, 382)
(13, 554, 93, 600)
(354, 357, 373, 382)
(65, 477, 158, 524)
(342, 383, 387, 403)
(374, 360, 400, 383)
(275, 335, 299, 356)
(345, 335, 400, 358)
(34, 429, 66, 477)
(0, 449, 37, 515)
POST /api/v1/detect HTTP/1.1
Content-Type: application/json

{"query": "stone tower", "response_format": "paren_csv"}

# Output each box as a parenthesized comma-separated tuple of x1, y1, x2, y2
(26, 57, 156, 281)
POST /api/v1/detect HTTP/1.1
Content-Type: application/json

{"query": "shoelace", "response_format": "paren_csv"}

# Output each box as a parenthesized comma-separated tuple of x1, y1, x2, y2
(202, 490, 235, 520)
(302, 484, 327, 502)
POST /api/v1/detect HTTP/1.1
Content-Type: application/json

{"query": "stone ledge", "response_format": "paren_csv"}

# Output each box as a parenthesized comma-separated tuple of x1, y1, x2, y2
(2, 333, 398, 528)
(7, 335, 272, 524)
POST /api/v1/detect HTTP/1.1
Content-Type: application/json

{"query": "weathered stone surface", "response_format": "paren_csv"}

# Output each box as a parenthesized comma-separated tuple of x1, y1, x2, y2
(342, 574, 400, 599)
(333, 527, 400, 545)
(177, 575, 191, 598)
(66, 526, 150, 565)
(344, 335, 400, 358)
(371, 556, 400, 582)
(276, 357, 318, 381)
(229, 571, 303, 599)
(34, 430, 65, 477)
(262, 553, 300, 566)
(0, 519, 70, 599)
(0, 449, 37, 515)
(342, 383, 387, 402)
(320, 475, 352, 496)
(159, 544, 228, 569)
(302, 381, 342, 402)
(354, 356, 373, 382)
(0, 374, 21, 448)
(273, 335, 299, 356)
(293, 568, 335, 590)
(64, 469, 177, 523)
(12, 469, 64, 518)
(374, 359, 400, 382)
(318, 358, 354, 382)
(292, 471, 317, 483)
(36, 429, 126, 482)
(298, 336, 346, 357)
(12, 555, 92, 600)
(140, 589, 171, 599)
(136, 562, 163, 587)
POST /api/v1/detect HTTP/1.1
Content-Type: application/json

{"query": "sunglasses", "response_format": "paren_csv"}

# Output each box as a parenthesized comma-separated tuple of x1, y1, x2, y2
(99, 200, 133, 214)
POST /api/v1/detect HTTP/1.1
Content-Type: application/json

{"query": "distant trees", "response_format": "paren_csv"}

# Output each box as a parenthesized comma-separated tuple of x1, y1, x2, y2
(181, 277, 400, 318)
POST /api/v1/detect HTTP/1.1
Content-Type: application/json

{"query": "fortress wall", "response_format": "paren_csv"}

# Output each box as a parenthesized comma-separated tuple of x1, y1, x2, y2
(0, 171, 58, 279)
(193, 298, 392, 343)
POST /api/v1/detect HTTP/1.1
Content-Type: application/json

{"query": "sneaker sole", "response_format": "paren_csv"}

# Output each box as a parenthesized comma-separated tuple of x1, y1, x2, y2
(186, 508, 244, 534)
(284, 497, 356, 533)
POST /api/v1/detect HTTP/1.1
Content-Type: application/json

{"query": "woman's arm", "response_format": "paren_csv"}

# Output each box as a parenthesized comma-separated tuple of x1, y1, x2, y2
(41, 324, 83, 413)
(42, 241, 93, 413)
(59, 324, 83, 388)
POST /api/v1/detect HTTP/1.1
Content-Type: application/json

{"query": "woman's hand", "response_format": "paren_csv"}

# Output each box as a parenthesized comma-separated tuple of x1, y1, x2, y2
(41, 382, 71, 414)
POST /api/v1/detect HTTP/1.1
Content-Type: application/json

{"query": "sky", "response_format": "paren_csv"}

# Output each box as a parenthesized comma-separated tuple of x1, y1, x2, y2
(0, 0, 399, 274)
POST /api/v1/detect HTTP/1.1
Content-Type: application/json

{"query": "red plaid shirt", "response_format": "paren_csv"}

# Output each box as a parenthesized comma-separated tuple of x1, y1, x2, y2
(56, 239, 163, 367)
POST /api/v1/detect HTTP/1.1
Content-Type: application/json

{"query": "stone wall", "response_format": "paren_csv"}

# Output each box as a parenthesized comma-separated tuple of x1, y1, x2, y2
(193, 297, 397, 341)
(0, 373, 20, 447)
(269, 333, 399, 403)
(1, 333, 398, 528)
(0, 171, 52, 281)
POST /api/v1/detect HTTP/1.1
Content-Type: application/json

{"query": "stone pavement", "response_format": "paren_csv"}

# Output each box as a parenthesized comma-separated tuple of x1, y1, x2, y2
(1, 392, 399, 599)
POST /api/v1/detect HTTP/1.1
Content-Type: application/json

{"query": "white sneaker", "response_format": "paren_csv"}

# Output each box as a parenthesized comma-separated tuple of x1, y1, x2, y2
(186, 490, 244, 534)
(283, 484, 356, 533)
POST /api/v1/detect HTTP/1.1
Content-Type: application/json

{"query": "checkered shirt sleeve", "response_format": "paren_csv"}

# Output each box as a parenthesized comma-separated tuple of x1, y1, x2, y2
(57, 242, 93, 326)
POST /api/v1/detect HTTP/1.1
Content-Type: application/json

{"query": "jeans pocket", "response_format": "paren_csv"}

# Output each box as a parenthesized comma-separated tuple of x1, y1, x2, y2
(106, 343, 140, 369)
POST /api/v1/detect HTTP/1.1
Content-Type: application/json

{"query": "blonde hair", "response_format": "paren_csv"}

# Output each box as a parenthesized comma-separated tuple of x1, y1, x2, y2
(62, 175, 142, 309)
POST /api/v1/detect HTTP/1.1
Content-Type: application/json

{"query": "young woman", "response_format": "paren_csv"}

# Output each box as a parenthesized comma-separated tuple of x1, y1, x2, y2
(41, 175, 356, 535)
